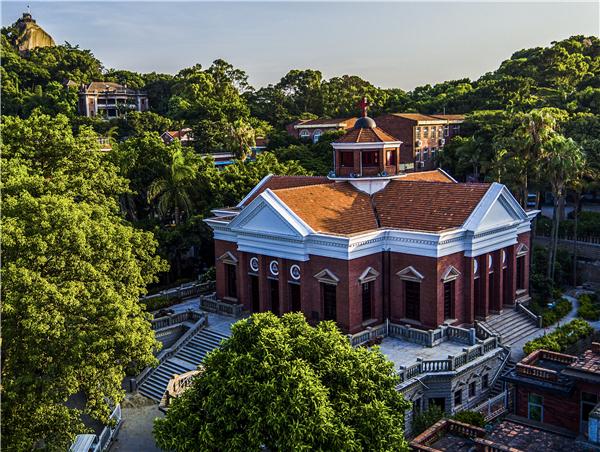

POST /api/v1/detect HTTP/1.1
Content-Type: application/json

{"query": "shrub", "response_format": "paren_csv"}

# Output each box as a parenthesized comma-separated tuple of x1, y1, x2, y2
(529, 297, 572, 327)
(523, 318, 594, 355)
(452, 410, 485, 427)
(199, 266, 216, 283)
(578, 293, 600, 321)
(412, 405, 444, 436)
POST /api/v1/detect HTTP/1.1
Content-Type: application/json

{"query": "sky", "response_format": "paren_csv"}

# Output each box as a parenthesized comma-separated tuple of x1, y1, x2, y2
(2, 1, 599, 90)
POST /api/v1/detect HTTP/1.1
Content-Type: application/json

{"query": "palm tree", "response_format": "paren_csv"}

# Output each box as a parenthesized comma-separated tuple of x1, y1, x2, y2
(540, 135, 585, 280)
(147, 147, 198, 225)
(512, 109, 559, 208)
(227, 119, 255, 160)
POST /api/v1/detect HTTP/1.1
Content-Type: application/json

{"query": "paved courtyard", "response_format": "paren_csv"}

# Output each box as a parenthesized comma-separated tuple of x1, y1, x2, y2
(378, 335, 469, 371)
(110, 395, 163, 452)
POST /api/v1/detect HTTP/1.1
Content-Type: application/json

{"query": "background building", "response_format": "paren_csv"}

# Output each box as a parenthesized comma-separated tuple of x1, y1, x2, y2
(78, 82, 148, 118)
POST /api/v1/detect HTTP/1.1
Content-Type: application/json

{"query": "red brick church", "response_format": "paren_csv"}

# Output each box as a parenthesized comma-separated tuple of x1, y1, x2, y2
(205, 102, 538, 333)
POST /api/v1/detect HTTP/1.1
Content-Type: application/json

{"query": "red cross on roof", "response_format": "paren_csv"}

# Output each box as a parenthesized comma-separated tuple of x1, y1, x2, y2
(358, 96, 370, 117)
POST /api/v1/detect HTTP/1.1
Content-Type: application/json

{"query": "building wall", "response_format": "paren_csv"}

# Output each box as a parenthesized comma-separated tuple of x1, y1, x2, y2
(514, 380, 600, 434)
(214, 232, 531, 333)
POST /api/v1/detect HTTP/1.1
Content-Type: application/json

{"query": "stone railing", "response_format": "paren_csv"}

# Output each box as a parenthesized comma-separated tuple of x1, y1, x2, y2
(152, 310, 205, 330)
(475, 320, 500, 341)
(468, 390, 508, 421)
(473, 438, 515, 452)
(130, 310, 208, 392)
(516, 363, 559, 381)
(516, 349, 577, 382)
(348, 323, 388, 347)
(397, 336, 501, 384)
(387, 322, 477, 348)
(160, 369, 202, 411)
(199, 293, 244, 317)
(142, 280, 216, 305)
(70, 404, 122, 452)
(516, 301, 542, 328)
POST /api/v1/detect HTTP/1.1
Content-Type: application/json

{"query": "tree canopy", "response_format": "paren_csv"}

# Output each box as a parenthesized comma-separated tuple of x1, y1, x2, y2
(154, 312, 410, 451)
(1, 112, 167, 450)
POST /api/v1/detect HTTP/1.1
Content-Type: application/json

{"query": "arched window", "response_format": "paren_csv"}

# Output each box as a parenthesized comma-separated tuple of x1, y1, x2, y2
(299, 129, 310, 140)
(313, 129, 323, 143)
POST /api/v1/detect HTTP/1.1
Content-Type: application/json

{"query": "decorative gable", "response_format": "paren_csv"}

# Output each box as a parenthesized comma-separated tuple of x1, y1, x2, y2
(396, 266, 424, 282)
(218, 251, 238, 265)
(237, 202, 300, 236)
(358, 267, 380, 283)
(441, 266, 461, 282)
(314, 269, 340, 285)
(516, 243, 529, 256)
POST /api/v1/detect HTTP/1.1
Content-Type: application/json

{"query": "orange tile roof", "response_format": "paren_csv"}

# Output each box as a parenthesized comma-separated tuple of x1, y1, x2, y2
(336, 126, 399, 143)
(273, 183, 378, 235)
(296, 117, 357, 127)
(241, 175, 332, 206)
(373, 181, 491, 232)
(429, 114, 465, 121)
(569, 344, 600, 375)
(388, 113, 442, 122)
(270, 180, 490, 235)
(400, 170, 455, 183)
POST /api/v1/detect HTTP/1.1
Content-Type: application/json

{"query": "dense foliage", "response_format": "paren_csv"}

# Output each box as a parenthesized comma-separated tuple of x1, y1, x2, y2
(523, 319, 593, 354)
(529, 297, 572, 327)
(1, 112, 167, 449)
(578, 292, 600, 320)
(154, 312, 410, 451)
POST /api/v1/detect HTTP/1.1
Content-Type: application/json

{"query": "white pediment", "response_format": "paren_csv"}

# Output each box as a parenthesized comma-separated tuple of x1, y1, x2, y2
(441, 266, 461, 282)
(239, 203, 299, 236)
(397, 266, 425, 282)
(218, 251, 238, 264)
(477, 197, 520, 230)
(463, 183, 527, 232)
(228, 190, 314, 238)
(358, 266, 380, 283)
(314, 268, 340, 285)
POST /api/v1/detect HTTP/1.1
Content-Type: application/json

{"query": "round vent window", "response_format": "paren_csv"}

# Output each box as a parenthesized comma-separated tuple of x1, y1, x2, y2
(269, 260, 279, 276)
(473, 259, 479, 274)
(290, 264, 301, 280)
(249, 257, 259, 272)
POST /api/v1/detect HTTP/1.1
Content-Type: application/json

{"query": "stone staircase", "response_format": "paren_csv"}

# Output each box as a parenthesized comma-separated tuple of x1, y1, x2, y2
(480, 309, 539, 347)
(139, 328, 229, 401)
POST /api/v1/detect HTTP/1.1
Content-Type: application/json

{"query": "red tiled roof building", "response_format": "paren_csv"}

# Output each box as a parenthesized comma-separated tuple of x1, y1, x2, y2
(205, 103, 537, 334)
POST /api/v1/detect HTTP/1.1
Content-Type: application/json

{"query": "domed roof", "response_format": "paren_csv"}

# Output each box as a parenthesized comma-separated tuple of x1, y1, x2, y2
(354, 116, 376, 129)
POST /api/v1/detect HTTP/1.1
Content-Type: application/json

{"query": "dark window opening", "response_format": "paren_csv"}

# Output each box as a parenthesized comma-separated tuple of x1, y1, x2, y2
(503, 267, 510, 304)
(516, 256, 525, 290)
(340, 151, 354, 167)
(443, 280, 455, 319)
(226, 264, 237, 298)
(469, 382, 477, 398)
(413, 397, 422, 415)
(482, 374, 489, 390)
(250, 275, 259, 312)
(362, 151, 379, 167)
(528, 393, 543, 422)
(322, 283, 337, 321)
(474, 277, 483, 317)
(362, 281, 373, 322)
(429, 397, 446, 412)
(270, 279, 280, 316)
(386, 150, 397, 166)
(405, 280, 420, 321)
(290, 283, 301, 312)
(454, 390, 462, 407)
(488, 273, 495, 308)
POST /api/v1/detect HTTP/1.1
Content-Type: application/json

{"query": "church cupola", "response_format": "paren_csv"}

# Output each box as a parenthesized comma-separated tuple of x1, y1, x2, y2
(330, 96, 403, 186)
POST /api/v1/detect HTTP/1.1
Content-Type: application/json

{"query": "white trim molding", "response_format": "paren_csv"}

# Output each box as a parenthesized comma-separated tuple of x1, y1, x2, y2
(441, 266, 461, 282)
(358, 267, 380, 283)
(516, 243, 529, 257)
(218, 251, 238, 265)
(314, 268, 340, 285)
(397, 266, 425, 282)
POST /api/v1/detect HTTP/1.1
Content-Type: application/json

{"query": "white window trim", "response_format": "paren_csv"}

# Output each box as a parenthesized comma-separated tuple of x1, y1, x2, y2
(218, 251, 238, 265)
(314, 268, 340, 286)
(397, 266, 425, 282)
(358, 267, 380, 284)
(441, 266, 461, 283)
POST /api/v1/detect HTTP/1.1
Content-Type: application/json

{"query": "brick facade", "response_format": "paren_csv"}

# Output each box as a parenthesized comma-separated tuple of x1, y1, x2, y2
(214, 232, 531, 333)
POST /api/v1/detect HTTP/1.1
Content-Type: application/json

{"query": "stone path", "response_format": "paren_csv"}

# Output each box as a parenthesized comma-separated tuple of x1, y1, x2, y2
(109, 397, 164, 452)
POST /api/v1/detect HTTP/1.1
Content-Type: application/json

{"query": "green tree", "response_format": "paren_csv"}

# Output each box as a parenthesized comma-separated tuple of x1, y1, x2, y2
(147, 146, 200, 225)
(154, 312, 410, 451)
(540, 135, 586, 279)
(1, 112, 167, 450)
(226, 118, 256, 159)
